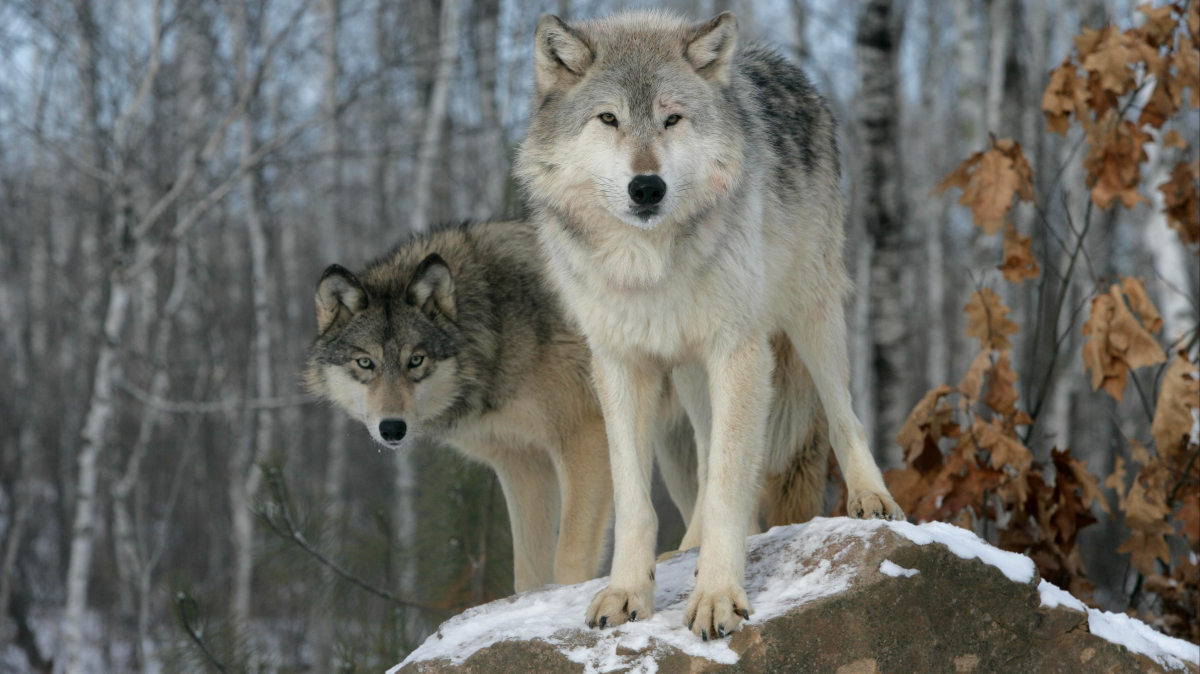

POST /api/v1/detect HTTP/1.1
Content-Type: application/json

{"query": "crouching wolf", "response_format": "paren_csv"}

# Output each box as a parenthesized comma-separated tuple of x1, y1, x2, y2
(303, 221, 626, 593)
(516, 10, 903, 639)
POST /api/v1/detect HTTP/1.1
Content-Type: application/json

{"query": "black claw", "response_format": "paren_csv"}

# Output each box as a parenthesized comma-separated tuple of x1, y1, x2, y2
(649, 569, 655, 580)
(736, 607, 750, 619)
(718, 624, 725, 638)
(701, 629, 708, 642)
(630, 611, 638, 621)
(588, 620, 595, 629)
(599, 616, 607, 629)
(688, 619, 694, 630)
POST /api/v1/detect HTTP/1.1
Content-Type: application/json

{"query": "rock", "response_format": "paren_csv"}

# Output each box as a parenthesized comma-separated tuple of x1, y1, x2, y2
(390, 519, 1200, 674)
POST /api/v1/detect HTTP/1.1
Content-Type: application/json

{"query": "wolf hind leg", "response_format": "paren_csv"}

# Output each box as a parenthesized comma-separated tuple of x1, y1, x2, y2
(494, 450, 560, 593)
(553, 419, 613, 586)
(669, 363, 711, 552)
(784, 300, 903, 521)
(653, 383, 698, 530)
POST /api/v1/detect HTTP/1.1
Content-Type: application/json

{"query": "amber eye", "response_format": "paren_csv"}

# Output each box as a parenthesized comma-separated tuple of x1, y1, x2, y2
(408, 354, 425, 368)
(598, 112, 618, 127)
(664, 114, 681, 127)
(355, 357, 374, 370)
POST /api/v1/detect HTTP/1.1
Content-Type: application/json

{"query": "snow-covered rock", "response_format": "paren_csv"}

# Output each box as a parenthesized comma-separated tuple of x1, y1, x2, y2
(391, 518, 1200, 674)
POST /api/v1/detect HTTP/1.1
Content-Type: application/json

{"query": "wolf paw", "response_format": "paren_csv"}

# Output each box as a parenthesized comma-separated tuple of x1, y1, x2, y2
(586, 581, 654, 629)
(684, 582, 751, 640)
(848, 491, 905, 521)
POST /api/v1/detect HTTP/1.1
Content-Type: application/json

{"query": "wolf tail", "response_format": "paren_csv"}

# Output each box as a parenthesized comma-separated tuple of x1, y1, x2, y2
(761, 333, 831, 528)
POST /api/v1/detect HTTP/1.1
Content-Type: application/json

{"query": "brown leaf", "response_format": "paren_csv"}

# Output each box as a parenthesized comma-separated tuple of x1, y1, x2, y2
(895, 384, 954, 466)
(965, 288, 1020, 352)
(974, 418, 1034, 473)
(959, 348, 992, 408)
(1120, 277, 1163, 334)
(1058, 449, 1112, 515)
(1129, 439, 1153, 467)
(1162, 130, 1187, 149)
(934, 138, 1035, 235)
(1081, 284, 1168, 401)
(983, 351, 1020, 415)
(1043, 62, 1080, 135)
(1080, 27, 1139, 95)
(1124, 477, 1172, 530)
(1159, 160, 1199, 247)
(1083, 116, 1152, 210)
(1117, 530, 1171, 575)
(998, 223, 1041, 282)
(1138, 4, 1178, 48)
(1152, 352, 1200, 459)
(1175, 495, 1200, 545)
(1177, 43, 1200, 108)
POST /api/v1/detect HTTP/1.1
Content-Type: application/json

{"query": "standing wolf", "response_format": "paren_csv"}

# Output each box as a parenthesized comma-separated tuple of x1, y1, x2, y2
(304, 221, 624, 593)
(516, 11, 903, 639)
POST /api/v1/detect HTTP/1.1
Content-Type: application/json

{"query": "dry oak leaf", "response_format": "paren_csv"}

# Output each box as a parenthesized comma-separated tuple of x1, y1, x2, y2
(1120, 277, 1163, 334)
(1137, 3, 1178, 48)
(1162, 130, 1187, 149)
(1123, 477, 1172, 530)
(959, 348, 993, 408)
(973, 417, 1034, 473)
(1151, 352, 1200, 459)
(965, 288, 1020, 351)
(1080, 27, 1140, 95)
(1083, 116, 1152, 209)
(1058, 450, 1112, 515)
(1043, 62, 1080, 135)
(933, 137, 1035, 235)
(1118, 529, 1172, 576)
(998, 223, 1041, 282)
(1175, 494, 1200, 546)
(1177, 41, 1200, 108)
(1081, 283, 1168, 401)
(983, 351, 1020, 416)
(895, 383, 954, 463)
(1129, 438, 1154, 467)
(1159, 159, 1199, 247)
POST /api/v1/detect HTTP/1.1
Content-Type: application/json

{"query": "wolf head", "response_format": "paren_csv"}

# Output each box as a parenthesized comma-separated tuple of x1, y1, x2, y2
(516, 11, 746, 232)
(304, 255, 463, 451)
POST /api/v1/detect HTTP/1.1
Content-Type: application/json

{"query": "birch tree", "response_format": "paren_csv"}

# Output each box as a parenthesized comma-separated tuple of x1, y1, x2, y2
(408, 0, 461, 233)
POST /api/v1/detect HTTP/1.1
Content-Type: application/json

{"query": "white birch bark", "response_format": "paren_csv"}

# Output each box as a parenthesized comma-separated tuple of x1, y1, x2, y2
(408, 0, 460, 233)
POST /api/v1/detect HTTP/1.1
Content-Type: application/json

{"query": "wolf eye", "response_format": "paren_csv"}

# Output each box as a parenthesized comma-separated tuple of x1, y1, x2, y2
(408, 354, 425, 368)
(355, 357, 374, 370)
(664, 114, 681, 128)
(598, 112, 618, 127)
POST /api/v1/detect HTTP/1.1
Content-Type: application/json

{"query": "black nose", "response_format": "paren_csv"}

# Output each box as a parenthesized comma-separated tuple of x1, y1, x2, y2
(379, 419, 407, 443)
(628, 174, 666, 205)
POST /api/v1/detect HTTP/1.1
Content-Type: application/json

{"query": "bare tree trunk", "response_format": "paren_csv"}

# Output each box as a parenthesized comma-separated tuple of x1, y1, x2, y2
(228, 0, 275, 628)
(408, 0, 460, 233)
(984, 0, 1012, 136)
(856, 0, 909, 465)
(790, 0, 810, 64)
(953, 0, 985, 150)
(921, 0, 949, 389)
(473, 0, 506, 220)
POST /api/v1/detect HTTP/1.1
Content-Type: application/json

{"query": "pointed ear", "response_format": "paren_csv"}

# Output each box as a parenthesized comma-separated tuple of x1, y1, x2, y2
(315, 264, 368, 333)
(534, 14, 594, 94)
(406, 254, 456, 320)
(686, 12, 738, 85)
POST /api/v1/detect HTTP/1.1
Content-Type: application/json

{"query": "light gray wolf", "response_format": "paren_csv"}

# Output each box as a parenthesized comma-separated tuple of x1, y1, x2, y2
(515, 10, 903, 640)
(304, 220, 625, 593)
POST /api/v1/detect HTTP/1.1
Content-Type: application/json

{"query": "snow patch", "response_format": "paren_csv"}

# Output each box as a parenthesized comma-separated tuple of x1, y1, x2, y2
(392, 518, 876, 673)
(1037, 579, 1086, 613)
(884, 520, 1036, 583)
(879, 560, 919, 578)
(1087, 607, 1200, 669)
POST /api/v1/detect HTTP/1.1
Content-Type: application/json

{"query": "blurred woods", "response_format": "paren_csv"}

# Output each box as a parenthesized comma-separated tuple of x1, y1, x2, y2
(0, 0, 1196, 670)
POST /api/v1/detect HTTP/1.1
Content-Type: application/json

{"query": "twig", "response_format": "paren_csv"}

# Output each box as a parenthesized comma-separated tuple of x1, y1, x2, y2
(175, 594, 230, 674)
(258, 467, 435, 612)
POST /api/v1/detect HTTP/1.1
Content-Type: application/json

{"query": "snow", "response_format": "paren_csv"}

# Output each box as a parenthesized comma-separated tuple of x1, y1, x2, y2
(1037, 578, 1086, 612)
(1087, 607, 1200, 670)
(879, 560, 919, 578)
(881, 520, 1036, 583)
(392, 518, 1199, 673)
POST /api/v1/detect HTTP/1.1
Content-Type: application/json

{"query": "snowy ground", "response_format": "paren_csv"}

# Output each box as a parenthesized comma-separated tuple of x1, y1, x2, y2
(392, 518, 1200, 674)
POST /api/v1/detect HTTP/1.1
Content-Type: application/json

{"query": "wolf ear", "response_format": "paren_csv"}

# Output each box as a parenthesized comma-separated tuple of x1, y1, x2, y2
(406, 253, 456, 320)
(534, 14, 594, 94)
(315, 264, 368, 333)
(686, 12, 738, 85)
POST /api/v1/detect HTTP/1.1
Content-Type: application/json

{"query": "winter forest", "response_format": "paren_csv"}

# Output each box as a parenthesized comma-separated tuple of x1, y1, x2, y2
(0, 0, 1197, 670)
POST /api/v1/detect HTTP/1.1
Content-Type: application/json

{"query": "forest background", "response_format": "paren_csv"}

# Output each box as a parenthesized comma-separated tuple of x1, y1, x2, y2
(0, 0, 1197, 671)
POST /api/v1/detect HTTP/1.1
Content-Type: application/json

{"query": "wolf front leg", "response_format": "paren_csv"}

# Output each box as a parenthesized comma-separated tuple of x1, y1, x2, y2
(493, 451, 560, 593)
(684, 333, 773, 640)
(787, 299, 903, 520)
(585, 350, 663, 629)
